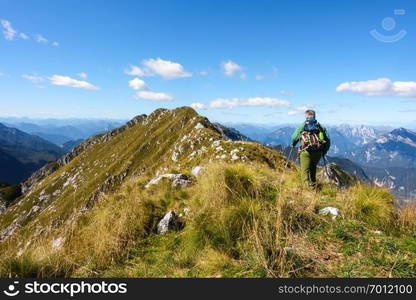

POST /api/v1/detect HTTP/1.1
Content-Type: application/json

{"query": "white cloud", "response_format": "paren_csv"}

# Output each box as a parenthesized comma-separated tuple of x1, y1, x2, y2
(1, 19, 17, 40)
(287, 105, 314, 116)
(209, 97, 290, 109)
(135, 90, 173, 101)
(48, 75, 99, 90)
(125, 58, 191, 80)
(255, 74, 264, 80)
(22, 74, 45, 83)
(199, 70, 209, 76)
(0, 20, 58, 46)
(142, 58, 191, 79)
(19, 32, 29, 40)
(190, 102, 207, 110)
(128, 78, 148, 90)
(280, 90, 294, 97)
(336, 78, 416, 98)
(240, 73, 247, 80)
(77, 72, 88, 79)
(124, 65, 147, 76)
(221, 60, 243, 77)
(35, 34, 48, 43)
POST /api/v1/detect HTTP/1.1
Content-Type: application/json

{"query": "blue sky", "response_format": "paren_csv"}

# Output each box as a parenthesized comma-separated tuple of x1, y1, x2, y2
(1, 0, 416, 126)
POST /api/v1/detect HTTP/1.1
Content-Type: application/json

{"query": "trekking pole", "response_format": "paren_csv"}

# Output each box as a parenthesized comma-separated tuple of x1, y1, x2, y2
(284, 146, 293, 168)
(322, 154, 331, 178)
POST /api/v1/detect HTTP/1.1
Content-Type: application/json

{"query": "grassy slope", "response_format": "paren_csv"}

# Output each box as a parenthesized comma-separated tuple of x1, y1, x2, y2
(0, 107, 415, 278)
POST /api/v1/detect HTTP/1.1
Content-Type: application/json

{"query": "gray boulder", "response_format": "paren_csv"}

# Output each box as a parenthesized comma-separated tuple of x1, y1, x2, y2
(157, 211, 183, 234)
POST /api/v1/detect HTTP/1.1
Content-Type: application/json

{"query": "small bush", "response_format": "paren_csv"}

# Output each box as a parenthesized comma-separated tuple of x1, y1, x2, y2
(345, 185, 395, 229)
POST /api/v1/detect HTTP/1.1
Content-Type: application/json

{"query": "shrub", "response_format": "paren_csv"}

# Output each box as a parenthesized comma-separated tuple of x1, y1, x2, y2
(344, 185, 395, 229)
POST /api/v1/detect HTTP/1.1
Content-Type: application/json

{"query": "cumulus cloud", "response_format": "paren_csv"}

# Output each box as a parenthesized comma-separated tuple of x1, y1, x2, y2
(35, 34, 48, 43)
(336, 78, 416, 98)
(190, 102, 207, 110)
(209, 97, 290, 109)
(199, 70, 209, 76)
(48, 75, 99, 90)
(128, 78, 148, 90)
(124, 58, 191, 80)
(1, 19, 17, 40)
(142, 58, 191, 79)
(124, 65, 147, 76)
(22, 74, 45, 83)
(221, 60, 243, 77)
(280, 90, 294, 97)
(52, 41, 59, 47)
(255, 74, 264, 81)
(135, 90, 173, 101)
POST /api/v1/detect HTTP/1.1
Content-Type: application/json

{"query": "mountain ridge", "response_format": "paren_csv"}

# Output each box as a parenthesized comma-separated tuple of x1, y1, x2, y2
(1, 107, 289, 242)
(0, 107, 415, 278)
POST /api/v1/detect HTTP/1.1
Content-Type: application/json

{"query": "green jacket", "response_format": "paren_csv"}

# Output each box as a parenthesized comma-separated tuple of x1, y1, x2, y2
(290, 122, 331, 154)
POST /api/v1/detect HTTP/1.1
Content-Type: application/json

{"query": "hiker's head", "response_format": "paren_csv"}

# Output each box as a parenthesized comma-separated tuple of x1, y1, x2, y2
(305, 110, 316, 120)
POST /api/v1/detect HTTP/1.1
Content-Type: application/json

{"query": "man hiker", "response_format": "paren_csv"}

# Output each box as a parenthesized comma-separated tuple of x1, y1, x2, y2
(290, 110, 330, 187)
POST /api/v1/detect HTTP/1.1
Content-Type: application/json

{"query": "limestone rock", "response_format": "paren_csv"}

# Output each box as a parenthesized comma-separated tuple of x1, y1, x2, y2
(157, 211, 183, 234)
(145, 174, 191, 188)
(191, 166, 204, 176)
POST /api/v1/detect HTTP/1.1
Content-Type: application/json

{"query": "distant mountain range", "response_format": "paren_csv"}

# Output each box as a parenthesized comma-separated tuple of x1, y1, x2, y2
(346, 128, 416, 168)
(229, 123, 390, 156)
(0, 123, 64, 183)
(0, 117, 124, 147)
(1, 115, 415, 201)
(229, 123, 416, 201)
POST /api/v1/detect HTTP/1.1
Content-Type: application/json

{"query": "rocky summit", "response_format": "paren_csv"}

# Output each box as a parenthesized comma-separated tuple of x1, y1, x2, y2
(0, 107, 415, 278)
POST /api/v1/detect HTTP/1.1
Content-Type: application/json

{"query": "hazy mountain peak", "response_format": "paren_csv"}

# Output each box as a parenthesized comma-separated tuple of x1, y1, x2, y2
(390, 127, 416, 139)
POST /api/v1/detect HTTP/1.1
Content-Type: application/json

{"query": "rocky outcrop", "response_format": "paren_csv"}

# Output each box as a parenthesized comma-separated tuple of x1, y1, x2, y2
(213, 123, 251, 141)
(145, 174, 192, 189)
(157, 211, 183, 234)
(318, 163, 358, 188)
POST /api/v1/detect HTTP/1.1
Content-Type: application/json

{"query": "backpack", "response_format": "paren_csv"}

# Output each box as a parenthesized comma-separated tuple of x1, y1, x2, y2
(300, 119, 326, 152)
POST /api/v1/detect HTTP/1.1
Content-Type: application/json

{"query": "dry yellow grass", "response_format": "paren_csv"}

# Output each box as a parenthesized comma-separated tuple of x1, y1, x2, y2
(0, 162, 415, 278)
(397, 205, 416, 235)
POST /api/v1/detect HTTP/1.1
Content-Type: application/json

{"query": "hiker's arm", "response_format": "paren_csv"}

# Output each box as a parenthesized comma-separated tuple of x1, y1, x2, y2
(290, 124, 303, 147)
